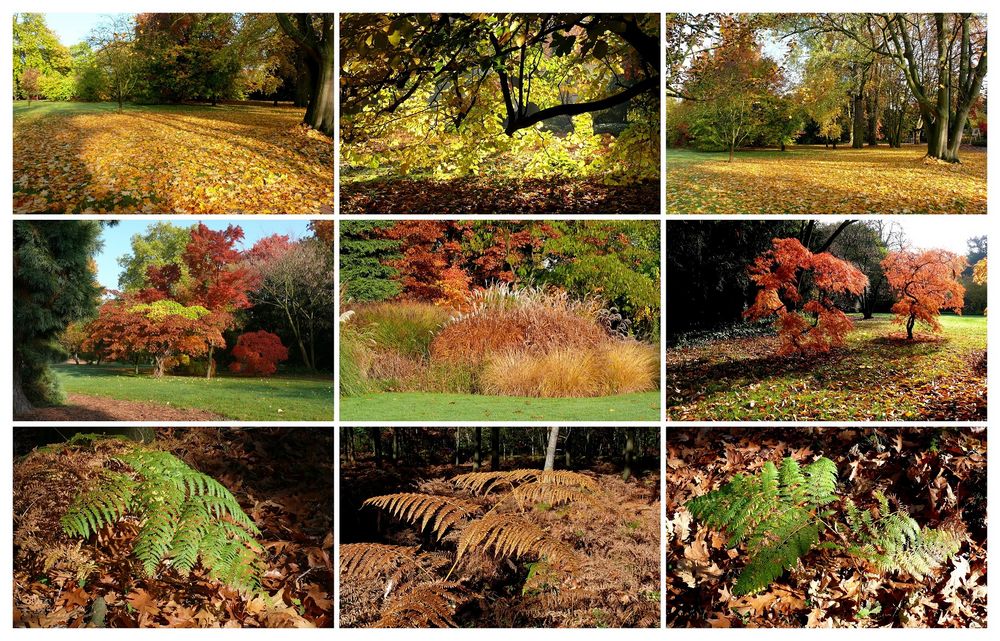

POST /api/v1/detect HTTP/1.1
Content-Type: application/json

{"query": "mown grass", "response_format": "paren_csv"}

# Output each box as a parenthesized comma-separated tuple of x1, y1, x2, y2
(339, 390, 661, 421)
(54, 363, 333, 421)
(665, 314, 986, 421)
(666, 144, 987, 214)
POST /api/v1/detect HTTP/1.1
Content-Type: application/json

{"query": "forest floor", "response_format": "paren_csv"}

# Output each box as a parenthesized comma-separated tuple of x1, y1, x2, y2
(340, 458, 660, 627)
(340, 175, 660, 215)
(665, 315, 986, 421)
(666, 426, 987, 628)
(13, 101, 333, 214)
(13, 427, 334, 628)
(339, 391, 661, 421)
(666, 145, 986, 214)
(33, 364, 334, 422)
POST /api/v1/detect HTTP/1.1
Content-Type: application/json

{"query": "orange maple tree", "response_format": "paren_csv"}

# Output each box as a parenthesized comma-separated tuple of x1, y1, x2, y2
(745, 238, 868, 355)
(882, 249, 967, 340)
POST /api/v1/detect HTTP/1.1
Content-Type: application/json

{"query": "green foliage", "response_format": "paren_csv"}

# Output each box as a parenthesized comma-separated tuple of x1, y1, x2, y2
(687, 457, 837, 595)
(62, 447, 263, 592)
(13, 13, 72, 98)
(13, 221, 103, 408)
(844, 492, 960, 580)
(339, 221, 402, 302)
(117, 222, 194, 292)
(687, 457, 959, 595)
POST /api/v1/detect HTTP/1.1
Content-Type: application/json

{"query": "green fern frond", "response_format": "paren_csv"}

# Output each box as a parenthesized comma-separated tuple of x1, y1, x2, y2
(61, 445, 263, 593)
(844, 493, 960, 580)
(687, 456, 838, 595)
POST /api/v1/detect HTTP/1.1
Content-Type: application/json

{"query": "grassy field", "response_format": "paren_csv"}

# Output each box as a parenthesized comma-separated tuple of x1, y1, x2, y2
(13, 100, 332, 214)
(665, 314, 986, 421)
(666, 145, 987, 214)
(55, 363, 333, 421)
(340, 391, 661, 421)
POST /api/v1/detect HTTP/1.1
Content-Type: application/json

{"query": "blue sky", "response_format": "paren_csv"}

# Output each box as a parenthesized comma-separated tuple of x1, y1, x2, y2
(45, 13, 110, 47)
(95, 219, 313, 291)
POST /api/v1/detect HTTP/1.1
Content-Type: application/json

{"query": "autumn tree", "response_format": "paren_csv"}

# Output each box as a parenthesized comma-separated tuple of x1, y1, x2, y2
(973, 258, 987, 286)
(20, 67, 41, 102)
(13, 221, 103, 415)
(89, 14, 140, 112)
(745, 237, 868, 355)
(277, 13, 334, 135)
(229, 330, 289, 376)
(685, 23, 783, 161)
(882, 249, 967, 340)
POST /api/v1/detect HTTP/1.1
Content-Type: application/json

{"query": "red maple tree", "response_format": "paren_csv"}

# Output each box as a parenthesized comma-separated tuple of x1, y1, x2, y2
(229, 330, 289, 376)
(745, 238, 868, 355)
(882, 249, 967, 339)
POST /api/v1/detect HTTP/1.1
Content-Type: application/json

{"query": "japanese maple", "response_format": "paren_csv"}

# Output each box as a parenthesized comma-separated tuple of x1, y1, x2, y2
(745, 238, 868, 355)
(882, 249, 967, 340)
(229, 331, 289, 376)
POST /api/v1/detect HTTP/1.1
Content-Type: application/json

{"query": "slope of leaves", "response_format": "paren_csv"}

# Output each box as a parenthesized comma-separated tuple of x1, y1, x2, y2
(665, 315, 986, 421)
(13, 428, 333, 628)
(666, 427, 987, 628)
(666, 146, 986, 214)
(13, 104, 333, 214)
(341, 177, 659, 215)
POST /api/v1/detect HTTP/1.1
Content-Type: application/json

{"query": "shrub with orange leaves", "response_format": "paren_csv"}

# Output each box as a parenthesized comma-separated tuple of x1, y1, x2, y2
(745, 238, 868, 356)
(882, 249, 967, 340)
(228, 330, 289, 376)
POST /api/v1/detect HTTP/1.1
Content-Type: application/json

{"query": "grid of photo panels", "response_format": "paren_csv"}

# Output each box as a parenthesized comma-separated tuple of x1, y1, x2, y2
(6, 7, 988, 632)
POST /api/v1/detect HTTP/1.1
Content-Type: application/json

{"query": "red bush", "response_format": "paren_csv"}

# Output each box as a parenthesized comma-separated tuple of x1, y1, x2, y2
(229, 331, 289, 376)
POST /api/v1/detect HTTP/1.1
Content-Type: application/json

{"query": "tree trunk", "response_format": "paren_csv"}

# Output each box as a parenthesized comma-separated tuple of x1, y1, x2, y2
(622, 428, 636, 481)
(852, 92, 865, 149)
(563, 427, 572, 468)
(205, 345, 214, 379)
(346, 426, 356, 463)
(295, 52, 311, 108)
(490, 427, 500, 470)
(906, 314, 916, 340)
(153, 356, 167, 378)
(543, 427, 559, 471)
(370, 427, 382, 465)
(13, 364, 34, 417)
(305, 50, 335, 136)
(728, 141, 734, 162)
(472, 427, 482, 471)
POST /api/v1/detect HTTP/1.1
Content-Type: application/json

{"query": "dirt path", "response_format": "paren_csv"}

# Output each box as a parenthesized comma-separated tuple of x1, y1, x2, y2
(16, 393, 226, 421)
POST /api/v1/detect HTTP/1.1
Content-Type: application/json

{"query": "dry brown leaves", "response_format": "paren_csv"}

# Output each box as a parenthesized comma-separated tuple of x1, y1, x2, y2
(13, 105, 333, 214)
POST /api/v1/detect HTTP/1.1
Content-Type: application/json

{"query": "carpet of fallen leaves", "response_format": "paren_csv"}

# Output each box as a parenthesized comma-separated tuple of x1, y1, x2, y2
(341, 177, 660, 215)
(666, 426, 987, 628)
(13, 427, 333, 628)
(13, 105, 333, 214)
(666, 145, 986, 214)
(666, 316, 986, 421)
(340, 458, 660, 627)
(15, 393, 225, 421)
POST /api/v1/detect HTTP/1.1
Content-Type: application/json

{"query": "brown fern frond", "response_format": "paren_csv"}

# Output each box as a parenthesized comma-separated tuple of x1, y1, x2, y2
(453, 469, 598, 495)
(363, 493, 477, 540)
(374, 582, 463, 628)
(456, 513, 580, 568)
(340, 543, 419, 579)
(507, 482, 599, 510)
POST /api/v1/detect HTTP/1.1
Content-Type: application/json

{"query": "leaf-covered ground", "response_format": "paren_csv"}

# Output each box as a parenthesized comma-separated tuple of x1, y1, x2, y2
(340, 391, 662, 422)
(666, 146, 986, 214)
(16, 393, 225, 421)
(14, 364, 334, 422)
(13, 102, 333, 214)
(341, 176, 660, 215)
(666, 426, 987, 628)
(13, 427, 334, 628)
(341, 458, 660, 627)
(665, 315, 986, 421)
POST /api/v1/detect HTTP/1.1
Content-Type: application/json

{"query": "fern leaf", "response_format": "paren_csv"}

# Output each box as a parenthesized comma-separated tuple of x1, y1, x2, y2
(453, 469, 597, 495)
(456, 513, 580, 568)
(363, 493, 476, 540)
(340, 543, 420, 579)
(374, 582, 462, 628)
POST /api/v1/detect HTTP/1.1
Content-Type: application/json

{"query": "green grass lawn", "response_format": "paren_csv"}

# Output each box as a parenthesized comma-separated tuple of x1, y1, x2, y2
(55, 363, 333, 421)
(339, 391, 661, 421)
(665, 314, 986, 421)
(666, 145, 987, 214)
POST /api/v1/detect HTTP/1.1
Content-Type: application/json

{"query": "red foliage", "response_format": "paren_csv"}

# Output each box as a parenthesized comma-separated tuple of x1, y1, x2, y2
(745, 238, 868, 356)
(381, 221, 470, 303)
(883, 249, 967, 339)
(181, 223, 254, 311)
(228, 330, 289, 376)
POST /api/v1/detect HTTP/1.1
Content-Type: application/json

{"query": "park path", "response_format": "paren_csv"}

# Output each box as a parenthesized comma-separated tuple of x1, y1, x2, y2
(16, 393, 225, 421)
